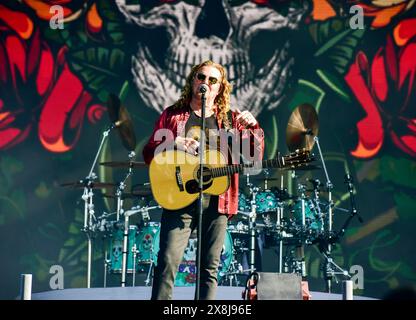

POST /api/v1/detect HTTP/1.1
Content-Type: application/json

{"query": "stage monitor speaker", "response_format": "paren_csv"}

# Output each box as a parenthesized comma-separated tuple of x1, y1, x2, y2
(256, 273, 303, 300)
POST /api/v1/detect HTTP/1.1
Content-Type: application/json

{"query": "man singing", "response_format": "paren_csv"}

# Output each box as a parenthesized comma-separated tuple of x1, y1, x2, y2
(143, 60, 264, 300)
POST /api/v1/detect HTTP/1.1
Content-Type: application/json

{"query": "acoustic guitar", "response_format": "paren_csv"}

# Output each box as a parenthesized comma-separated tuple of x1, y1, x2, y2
(149, 149, 313, 210)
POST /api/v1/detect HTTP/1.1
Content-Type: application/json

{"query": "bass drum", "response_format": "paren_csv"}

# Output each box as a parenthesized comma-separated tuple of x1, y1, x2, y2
(108, 225, 139, 273)
(152, 229, 234, 286)
(135, 222, 160, 267)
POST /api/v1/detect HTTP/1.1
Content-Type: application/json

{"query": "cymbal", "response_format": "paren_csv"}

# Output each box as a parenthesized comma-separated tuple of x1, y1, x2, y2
(101, 192, 136, 199)
(99, 161, 148, 168)
(131, 183, 152, 196)
(286, 103, 319, 152)
(101, 192, 151, 199)
(101, 184, 152, 199)
(60, 180, 116, 189)
(107, 93, 136, 151)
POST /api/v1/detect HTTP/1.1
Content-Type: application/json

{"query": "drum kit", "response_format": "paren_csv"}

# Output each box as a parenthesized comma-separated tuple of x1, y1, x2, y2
(61, 96, 362, 293)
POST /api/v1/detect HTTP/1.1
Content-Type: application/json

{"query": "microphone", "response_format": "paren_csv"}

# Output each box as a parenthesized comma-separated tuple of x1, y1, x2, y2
(199, 84, 209, 94)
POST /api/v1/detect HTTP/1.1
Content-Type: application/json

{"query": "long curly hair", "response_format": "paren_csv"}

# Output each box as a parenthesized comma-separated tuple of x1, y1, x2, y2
(173, 60, 233, 127)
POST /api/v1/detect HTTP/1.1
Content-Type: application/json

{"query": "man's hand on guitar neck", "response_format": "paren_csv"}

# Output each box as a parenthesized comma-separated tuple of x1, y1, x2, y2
(175, 136, 200, 156)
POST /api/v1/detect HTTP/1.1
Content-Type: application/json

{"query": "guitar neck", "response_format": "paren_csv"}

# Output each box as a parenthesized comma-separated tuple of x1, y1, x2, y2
(210, 158, 284, 178)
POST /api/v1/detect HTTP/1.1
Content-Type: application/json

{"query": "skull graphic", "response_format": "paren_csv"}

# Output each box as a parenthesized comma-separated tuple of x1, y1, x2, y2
(115, 0, 308, 116)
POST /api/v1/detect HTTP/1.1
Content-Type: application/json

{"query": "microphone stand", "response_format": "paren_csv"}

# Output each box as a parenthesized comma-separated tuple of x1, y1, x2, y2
(120, 151, 136, 287)
(313, 135, 336, 293)
(195, 90, 206, 300)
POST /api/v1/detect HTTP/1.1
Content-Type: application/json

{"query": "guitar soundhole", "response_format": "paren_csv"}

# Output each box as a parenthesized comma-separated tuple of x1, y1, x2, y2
(184, 166, 214, 194)
(185, 178, 213, 194)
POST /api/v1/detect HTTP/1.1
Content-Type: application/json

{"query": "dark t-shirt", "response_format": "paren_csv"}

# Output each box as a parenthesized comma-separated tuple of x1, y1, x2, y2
(185, 110, 220, 151)
(185, 110, 221, 210)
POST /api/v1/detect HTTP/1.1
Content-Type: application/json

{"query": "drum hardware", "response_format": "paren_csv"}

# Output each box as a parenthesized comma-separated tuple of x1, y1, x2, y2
(76, 122, 120, 288)
(272, 103, 348, 286)
(282, 247, 305, 275)
(104, 94, 138, 287)
(307, 178, 325, 233)
(144, 256, 154, 287)
(60, 181, 117, 189)
(285, 164, 322, 171)
(101, 182, 153, 200)
(59, 93, 138, 289)
(64, 94, 153, 288)
(247, 179, 259, 273)
(103, 249, 111, 288)
(99, 160, 148, 169)
(111, 154, 137, 288)
(61, 178, 117, 285)
(119, 205, 160, 287)
(261, 169, 270, 190)
(316, 174, 363, 289)
(219, 256, 245, 286)
(311, 134, 338, 292)
(115, 151, 137, 223)
(131, 244, 137, 287)
(276, 174, 285, 273)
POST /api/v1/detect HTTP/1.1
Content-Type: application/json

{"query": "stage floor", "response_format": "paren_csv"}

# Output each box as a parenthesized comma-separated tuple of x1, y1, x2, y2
(31, 286, 375, 300)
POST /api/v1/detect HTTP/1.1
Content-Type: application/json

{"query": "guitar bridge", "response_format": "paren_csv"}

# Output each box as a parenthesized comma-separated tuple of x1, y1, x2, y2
(175, 166, 184, 191)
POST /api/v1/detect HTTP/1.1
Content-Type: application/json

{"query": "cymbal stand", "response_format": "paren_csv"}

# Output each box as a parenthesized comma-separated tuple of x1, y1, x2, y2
(116, 151, 136, 221)
(139, 205, 160, 287)
(116, 151, 136, 288)
(144, 257, 154, 287)
(101, 227, 111, 288)
(298, 183, 307, 227)
(297, 183, 307, 278)
(121, 204, 140, 287)
(313, 136, 336, 292)
(248, 182, 259, 273)
(263, 169, 270, 190)
(82, 124, 117, 288)
(277, 174, 284, 273)
(132, 243, 137, 287)
(309, 179, 325, 233)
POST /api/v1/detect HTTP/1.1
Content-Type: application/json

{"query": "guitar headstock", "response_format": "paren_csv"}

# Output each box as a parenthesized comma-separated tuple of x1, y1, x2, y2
(280, 148, 315, 169)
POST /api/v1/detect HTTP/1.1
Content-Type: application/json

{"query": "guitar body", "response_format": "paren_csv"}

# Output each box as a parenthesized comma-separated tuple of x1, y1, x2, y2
(149, 149, 229, 210)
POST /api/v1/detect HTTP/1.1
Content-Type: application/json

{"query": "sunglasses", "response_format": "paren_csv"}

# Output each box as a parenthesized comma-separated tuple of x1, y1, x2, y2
(196, 73, 219, 85)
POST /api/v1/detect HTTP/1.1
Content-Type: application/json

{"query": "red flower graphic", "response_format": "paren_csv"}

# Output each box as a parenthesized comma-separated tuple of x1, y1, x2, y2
(345, 19, 416, 158)
(0, 5, 105, 152)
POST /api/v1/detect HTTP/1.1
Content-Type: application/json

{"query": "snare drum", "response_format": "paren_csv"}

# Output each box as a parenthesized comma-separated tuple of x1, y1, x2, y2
(152, 229, 234, 286)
